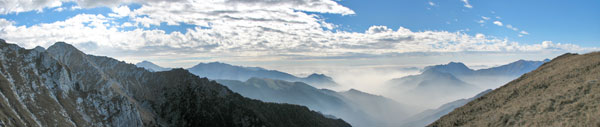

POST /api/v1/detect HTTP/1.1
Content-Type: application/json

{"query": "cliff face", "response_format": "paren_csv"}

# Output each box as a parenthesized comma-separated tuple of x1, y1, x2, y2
(429, 52, 600, 126)
(0, 39, 350, 127)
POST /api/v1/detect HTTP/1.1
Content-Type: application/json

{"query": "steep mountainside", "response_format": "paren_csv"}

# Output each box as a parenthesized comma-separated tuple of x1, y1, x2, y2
(217, 78, 410, 127)
(187, 62, 338, 88)
(430, 52, 600, 126)
(0, 39, 350, 127)
(135, 60, 170, 72)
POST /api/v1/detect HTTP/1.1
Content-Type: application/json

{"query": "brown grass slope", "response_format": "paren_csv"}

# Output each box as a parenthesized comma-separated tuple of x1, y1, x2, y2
(429, 52, 600, 127)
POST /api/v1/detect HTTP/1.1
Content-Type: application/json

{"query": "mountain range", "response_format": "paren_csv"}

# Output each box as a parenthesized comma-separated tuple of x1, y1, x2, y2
(216, 78, 412, 127)
(430, 52, 600, 126)
(136, 61, 338, 88)
(402, 89, 492, 127)
(135, 60, 170, 72)
(385, 59, 549, 108)
(0, 39, 350, 127)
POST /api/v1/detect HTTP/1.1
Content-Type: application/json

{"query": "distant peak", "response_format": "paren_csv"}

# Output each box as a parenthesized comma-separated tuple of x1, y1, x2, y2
(308, 73, 326, 77)
(48, 42, 78, 51)
(423, 61, 472, 74)
(33, 46, 45, 52)
(543, 58, 551, 62)
(196, 61, 232, 66)
(47, 41, 84, 55)
(137, 60, 154, 64)
(346, 89, 367, 94)
(207, 61, 225, 64)
(447, 62, 467, 66)
(348, 88, 360, 92)
(53, 41, 69, 46)
(0, 39, 5, 45)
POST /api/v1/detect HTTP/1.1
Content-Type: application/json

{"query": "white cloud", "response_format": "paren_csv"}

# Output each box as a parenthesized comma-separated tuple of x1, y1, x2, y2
(108, 5, 131, 17)
(481, 16, 490, 20)
(0, 13, 589, 62)
(493, 21, 503, 26)
(428, 1, 436, 6)
(0, 18, 14, 27)
(461, 0, 473, 8)
(0, 0, 62, 14)
(0, 1, 593, 65)
(477, 20, 485, 24)
(366, 26, 393, 34)
(520, 31, 529, 35)
(1, 0, 355, 15)
(506, 24, 518, 31)
(53, 7, 65, 12)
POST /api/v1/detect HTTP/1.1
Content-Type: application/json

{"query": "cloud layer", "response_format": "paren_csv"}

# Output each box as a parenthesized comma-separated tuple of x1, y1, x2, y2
(0, 0, 595, 66)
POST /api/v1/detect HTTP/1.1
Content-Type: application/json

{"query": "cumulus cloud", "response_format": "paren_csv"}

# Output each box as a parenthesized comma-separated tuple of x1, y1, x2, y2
(0, 0, 62, 14)
(1, 0, 354, 15)
(493, 21, 503, 26)
(0, 18, 14, 27)
(108, 5, 131, 17)
(0, 0, 593, 65)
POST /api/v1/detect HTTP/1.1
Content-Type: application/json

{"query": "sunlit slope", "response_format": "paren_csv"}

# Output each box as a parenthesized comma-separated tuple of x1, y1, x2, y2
(430, 52, 600, 126)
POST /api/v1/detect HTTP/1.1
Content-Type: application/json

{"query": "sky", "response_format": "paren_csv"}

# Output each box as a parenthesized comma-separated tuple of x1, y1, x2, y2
(0, 0, 598, 77)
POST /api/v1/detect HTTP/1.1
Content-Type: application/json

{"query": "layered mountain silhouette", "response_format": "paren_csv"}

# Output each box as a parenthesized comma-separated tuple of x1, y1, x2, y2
(386, 59, 548, 108)
(135, 60, 170, 72)
(186, 62, 338, 88)
(0, 39, 350, 127)
(402, 89, 491, 127)
(430, 52, 600, 126)
(136, 61, 339, 88)
(217, 78, 411, 127)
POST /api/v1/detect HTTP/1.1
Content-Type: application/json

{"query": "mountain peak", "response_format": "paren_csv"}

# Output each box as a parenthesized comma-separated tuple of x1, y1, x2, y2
(135, 60, 170, 72)
(347, 88, 361, 92)
(207, 61, 227, 65)
(48, 41, 81, 53)
(136, 60, 155, 65)
(447, 61, 465, 65)
(33, 46, 45, 52)
(543, 58, 551, 62)
(307, 73, 329, 79)
(423, 61, 473, 76)
(446, 62, 468, 68)
(344, 89, 372, 96)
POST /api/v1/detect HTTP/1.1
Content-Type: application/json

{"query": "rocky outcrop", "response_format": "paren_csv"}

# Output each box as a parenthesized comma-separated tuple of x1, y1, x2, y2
(0, 39, 350, 127)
